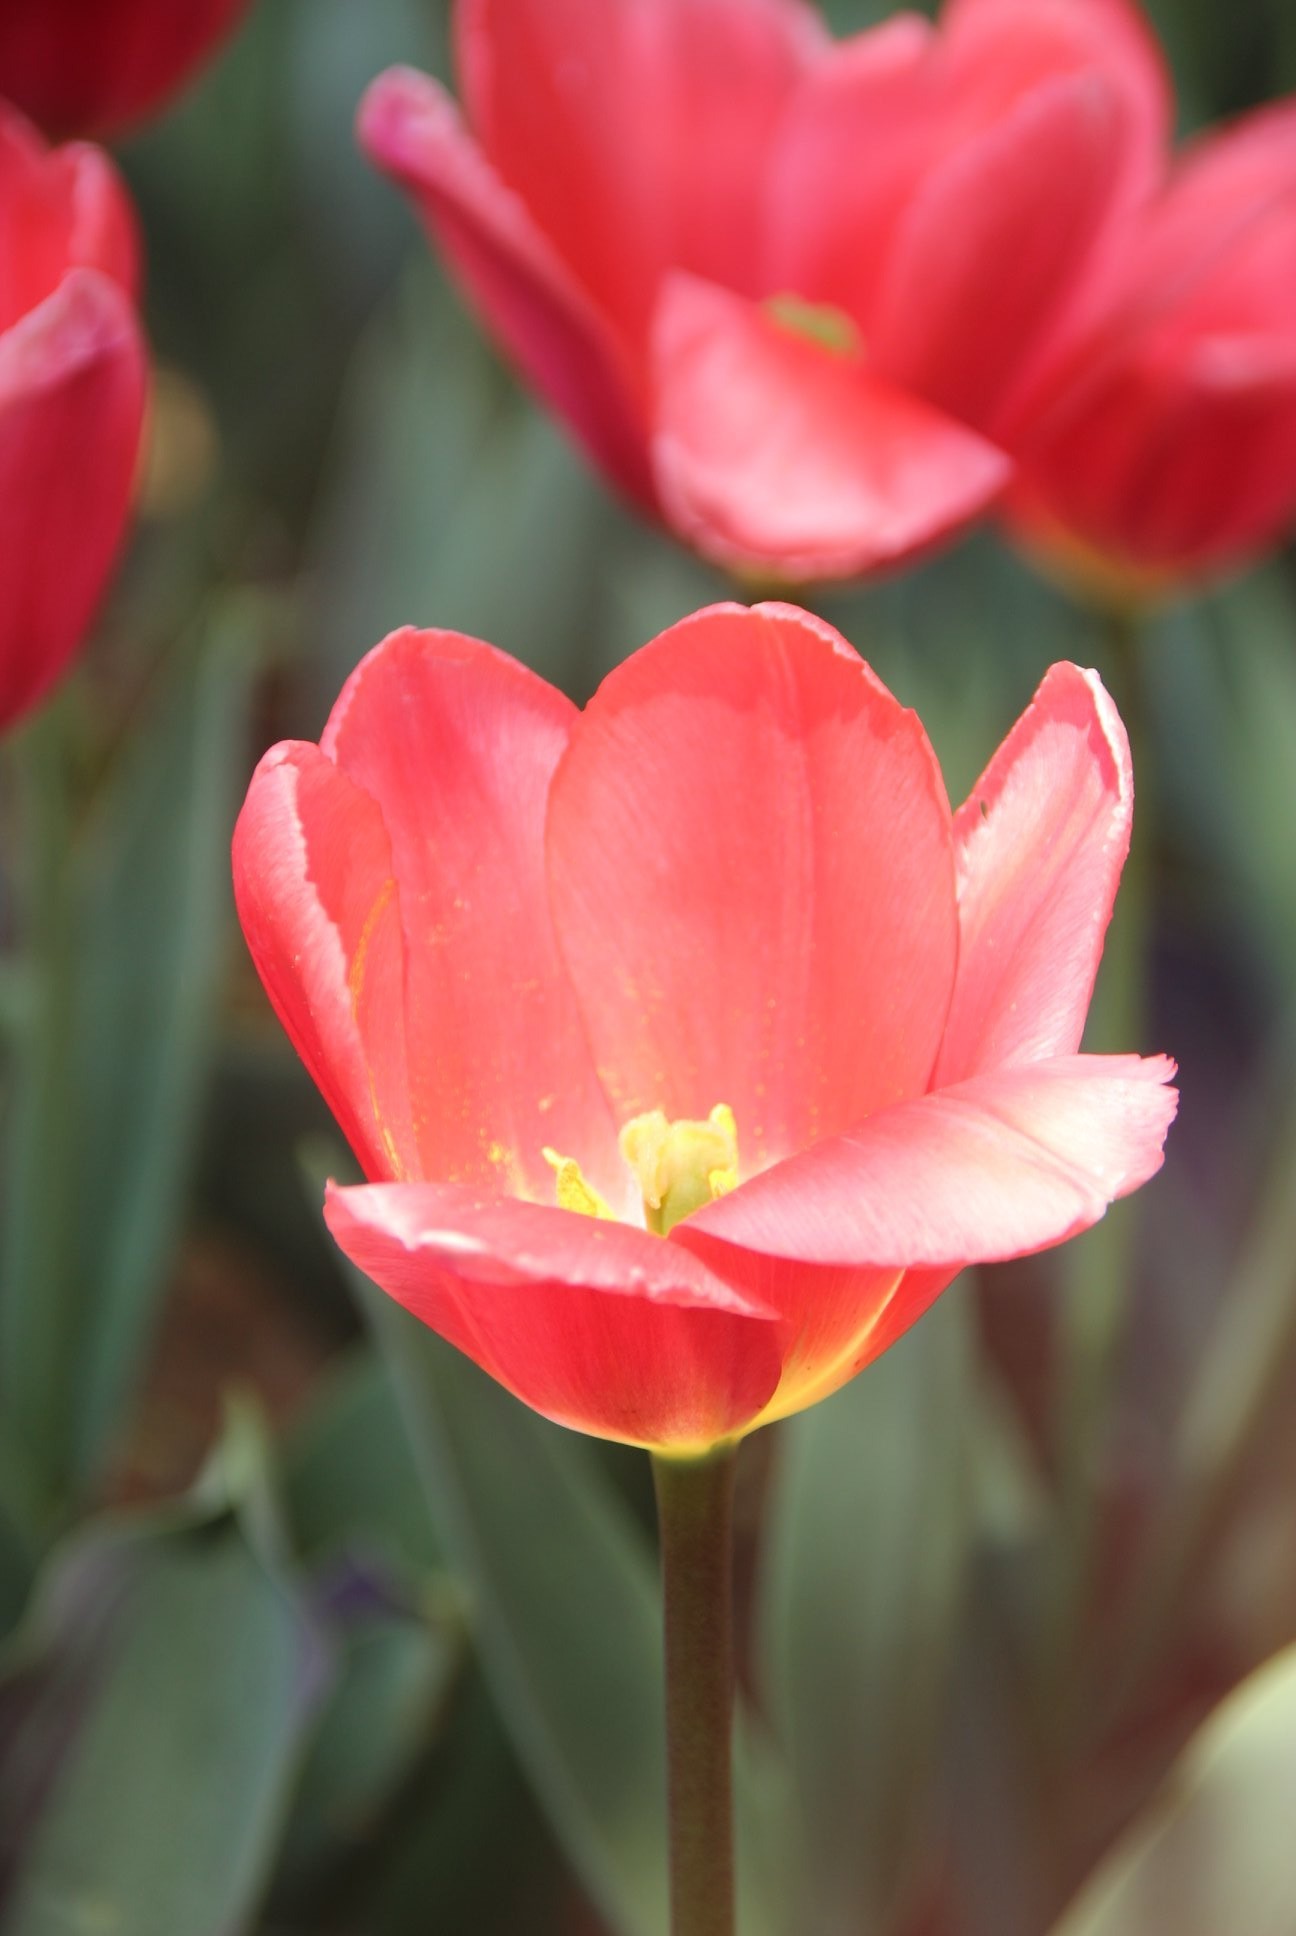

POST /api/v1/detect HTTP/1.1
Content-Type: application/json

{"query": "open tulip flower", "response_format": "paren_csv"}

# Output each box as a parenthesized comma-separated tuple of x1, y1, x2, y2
(1010, 100, 1296, 594)
(358, 0, 1170, 585)
(0, 104, 146, 731)
(0, 0, 254, 141)
(234, 603, 1176, 1454)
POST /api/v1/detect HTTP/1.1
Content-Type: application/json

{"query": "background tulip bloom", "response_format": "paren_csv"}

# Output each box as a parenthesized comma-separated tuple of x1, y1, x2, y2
(0, 0, 254, 141)
(1010, 100, 1296, 593)
(0, 106, 146, 731)
(233, 604, 1176, 1453)
(357, 0, 1170, 584)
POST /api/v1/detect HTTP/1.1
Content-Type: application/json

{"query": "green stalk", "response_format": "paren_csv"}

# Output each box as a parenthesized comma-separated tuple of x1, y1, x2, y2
(652, 1445, 740, 1936)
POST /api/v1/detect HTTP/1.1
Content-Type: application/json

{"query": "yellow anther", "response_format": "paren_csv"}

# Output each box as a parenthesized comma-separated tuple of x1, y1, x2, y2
(619, 1104, 740, 1237)
(543, 1148, 617, 1221)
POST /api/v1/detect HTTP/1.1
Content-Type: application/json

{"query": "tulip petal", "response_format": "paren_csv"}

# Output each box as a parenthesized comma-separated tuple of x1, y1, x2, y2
(762, 17, 941, 323)
(319, 627, 625, 1207)
(358, 67, 653, 507)
(871, 71, 1144, 435)
(1014, 344, 1296, 580)
(935, 662, 1132, 1084)
(0, 103, 138, 324)
(231, 741, 419, 1186)
(0, 0, 251, 140)
(942, 0, 1170, 176)
(650, 274, 1011, 580)
(326, 1180, 783, 1451)
(680, 1054, 1178, 1269)
(456, 0, 825, 340)
(0, 269, 145, 728)
(546, 601, 958, 1167)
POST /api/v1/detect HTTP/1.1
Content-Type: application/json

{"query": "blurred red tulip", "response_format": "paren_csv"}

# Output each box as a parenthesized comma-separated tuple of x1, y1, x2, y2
(233, 604, 1176, 1453)
(0, 0, 253, 141)
(0, 105, 146, 731)
(1011, 101, 1296, 594)
(358, 0, 1169, 584)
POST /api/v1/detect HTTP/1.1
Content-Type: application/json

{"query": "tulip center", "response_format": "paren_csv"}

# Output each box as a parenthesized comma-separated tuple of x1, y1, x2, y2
(765, 294, 862, 360)
(544, 1104, 740, 1237)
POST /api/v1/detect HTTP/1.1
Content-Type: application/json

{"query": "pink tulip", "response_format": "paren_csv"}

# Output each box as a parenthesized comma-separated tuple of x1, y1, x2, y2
(358, 0, 1169, 583)
(0, 105, 146, 731)
(1011, 100, 1296, 592)
(233, 603, 1176, 1452)
(0, 0, 254, 141)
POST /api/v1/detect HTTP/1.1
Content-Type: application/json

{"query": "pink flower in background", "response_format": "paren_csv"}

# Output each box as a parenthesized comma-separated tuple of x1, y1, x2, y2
(233, 603, 1176, 1453)
(358, 0, 1169, 583)
(0, 0, 254, 141)
(0, 105, 146, 731)
(1010, 100, 1296, 594)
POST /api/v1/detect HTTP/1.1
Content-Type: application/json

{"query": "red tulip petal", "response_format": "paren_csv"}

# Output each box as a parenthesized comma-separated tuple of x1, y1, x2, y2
(358, 67, 653, 508)
(232, 741, 420, 1186)
(871, 71, 1144, 435)
(650, 274, 1011, 580)
(0, 104, 138, 326)
(0, 269, 145, 728)
(326, 1180, 782, 1450)
(942, 0, 1170, 175)
(680, 1054, 1177, 1269)
(762, 17, 941, 323)
(1014, 343, 1296, 579)
(934, 662, 1132, 1085)
(546, 602, 958, 1168)
(0, 0, 252, 141)
(456, 0, 824, 341)
(319, 627, 625, 1208)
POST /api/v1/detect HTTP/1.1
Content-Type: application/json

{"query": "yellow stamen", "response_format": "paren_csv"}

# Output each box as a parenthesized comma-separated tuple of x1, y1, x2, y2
(543, 1147, 617, 1220)
(619, 1103, 740, 1237)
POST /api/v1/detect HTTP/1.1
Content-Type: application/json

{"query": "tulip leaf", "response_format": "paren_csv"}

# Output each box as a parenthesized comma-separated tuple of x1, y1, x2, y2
(759, 1291, 975, 1932)
(0, 604, 259, 1519)
(309, 268, 608, 711)
(1049, 1642, 1296, 1936)
(282, 1344, 444, 1573)
(274, 1582, 460, 1892)
(0, 1408, 323, 1936)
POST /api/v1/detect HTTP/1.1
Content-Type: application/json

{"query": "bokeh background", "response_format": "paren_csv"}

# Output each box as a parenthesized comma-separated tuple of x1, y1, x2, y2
(4, 1, 1296, 1931)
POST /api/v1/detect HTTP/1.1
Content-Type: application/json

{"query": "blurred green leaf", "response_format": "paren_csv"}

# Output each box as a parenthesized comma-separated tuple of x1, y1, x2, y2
(1051, 1642, 1296, 1936)
(0, 1408, 322, 1936)
(1115, 1061, 1296, 1702)
(276, 1591, 457, 1890)
(69, 606, 260, 1491)
(759, 1293, 975, 1932)
(309, 270, 610, 716)
(1, 606, 259, 1519)
(1149, 573, 1296, 987)
(283, 1345, 444, 1574)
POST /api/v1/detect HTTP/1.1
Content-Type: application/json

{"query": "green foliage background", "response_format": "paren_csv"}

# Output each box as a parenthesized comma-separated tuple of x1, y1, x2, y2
(4, 2, 1296, 1932)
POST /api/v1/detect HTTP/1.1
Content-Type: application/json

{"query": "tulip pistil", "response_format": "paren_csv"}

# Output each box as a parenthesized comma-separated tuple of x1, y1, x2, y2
(620, 1104, 739, 1237)
(765, 293, 862, 360)
(545, 1106, 740, 1235)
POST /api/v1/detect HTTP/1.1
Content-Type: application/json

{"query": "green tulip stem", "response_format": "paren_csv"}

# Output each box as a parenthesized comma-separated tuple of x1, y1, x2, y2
(652, 1444, 740, 1936)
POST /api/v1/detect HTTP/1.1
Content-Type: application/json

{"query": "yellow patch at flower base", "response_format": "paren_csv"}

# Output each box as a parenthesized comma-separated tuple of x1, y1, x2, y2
(545, 1104, 740, 1237)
